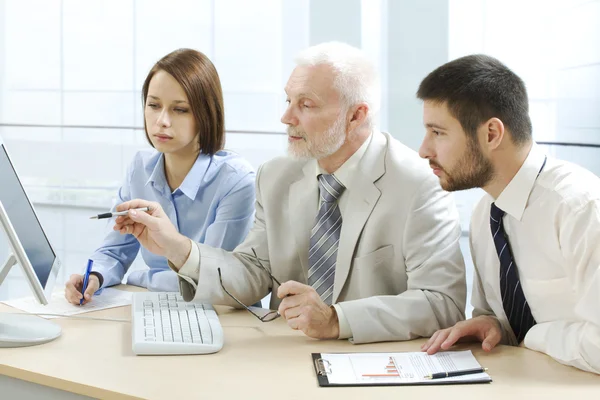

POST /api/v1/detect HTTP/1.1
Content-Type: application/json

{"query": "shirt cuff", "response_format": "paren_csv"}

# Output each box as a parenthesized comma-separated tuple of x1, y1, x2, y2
(524, 323, 547, 353)
(168, 239, 199, 302)
(333, 304, 353, 339)
(174, 239, 200, 279)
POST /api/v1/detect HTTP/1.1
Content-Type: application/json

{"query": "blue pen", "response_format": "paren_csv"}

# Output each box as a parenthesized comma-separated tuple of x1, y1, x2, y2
(80, 259, 94, 305)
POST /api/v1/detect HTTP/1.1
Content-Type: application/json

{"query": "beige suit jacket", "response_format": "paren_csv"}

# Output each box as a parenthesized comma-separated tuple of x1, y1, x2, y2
(178, 131, 466, 343)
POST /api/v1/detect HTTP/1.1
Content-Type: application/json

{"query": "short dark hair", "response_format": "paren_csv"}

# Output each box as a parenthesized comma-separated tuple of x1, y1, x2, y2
(416, 54, 532, 146)
(142, 48, 225, 155)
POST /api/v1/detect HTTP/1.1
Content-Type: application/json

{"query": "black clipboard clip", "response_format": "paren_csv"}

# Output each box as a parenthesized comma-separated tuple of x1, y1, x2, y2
(314, 358, 332, 375)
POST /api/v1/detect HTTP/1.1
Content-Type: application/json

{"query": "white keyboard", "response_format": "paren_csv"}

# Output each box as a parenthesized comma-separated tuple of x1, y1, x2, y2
(131, 292, 224, 355)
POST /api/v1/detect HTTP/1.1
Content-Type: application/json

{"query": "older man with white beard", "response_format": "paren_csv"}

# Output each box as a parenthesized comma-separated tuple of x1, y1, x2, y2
(111, 42, 467, 343)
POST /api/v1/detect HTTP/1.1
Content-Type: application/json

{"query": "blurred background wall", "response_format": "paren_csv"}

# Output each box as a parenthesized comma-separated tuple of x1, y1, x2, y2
(1, 0, 598, 316)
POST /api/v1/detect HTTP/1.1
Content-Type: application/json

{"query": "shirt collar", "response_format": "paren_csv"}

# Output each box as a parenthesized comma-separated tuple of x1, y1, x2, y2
(178, 153, 212, 200)
(314, 133, 373, 189)
(146, 153, 167, 189)
(146, 153, 212, 200)
(495, 143, 547, 221)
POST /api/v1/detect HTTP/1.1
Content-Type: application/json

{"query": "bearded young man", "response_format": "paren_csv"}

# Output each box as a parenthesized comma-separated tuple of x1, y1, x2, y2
(112, 42, 467, 344)
(418, 54, 600, 374)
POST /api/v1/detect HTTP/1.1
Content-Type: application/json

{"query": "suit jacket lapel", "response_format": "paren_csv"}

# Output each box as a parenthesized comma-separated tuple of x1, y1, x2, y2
(333, 132, 387, 303)
(289, 161, 318, 281)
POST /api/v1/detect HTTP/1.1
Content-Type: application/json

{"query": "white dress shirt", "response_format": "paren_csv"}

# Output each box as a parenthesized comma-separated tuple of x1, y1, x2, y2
(178, 135, 373, 339)
(470, 143, 600, 374)
(316, 134, 372, 339)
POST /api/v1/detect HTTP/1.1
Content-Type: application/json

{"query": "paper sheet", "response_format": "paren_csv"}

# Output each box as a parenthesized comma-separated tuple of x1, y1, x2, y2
(320, 350, 491, 385)
(1, 288, 132, 318)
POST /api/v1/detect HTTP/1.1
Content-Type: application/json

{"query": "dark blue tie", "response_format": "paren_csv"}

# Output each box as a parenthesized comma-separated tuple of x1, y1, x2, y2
(490, 203, 536, 343)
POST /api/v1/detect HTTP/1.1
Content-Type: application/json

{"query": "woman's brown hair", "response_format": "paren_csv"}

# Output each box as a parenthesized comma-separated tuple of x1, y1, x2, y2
(142, 48, 225, 155)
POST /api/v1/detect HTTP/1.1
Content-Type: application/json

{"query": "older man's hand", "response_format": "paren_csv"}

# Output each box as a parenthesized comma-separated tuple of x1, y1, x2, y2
(277, 281, 340, 339)
(113, 199, 191, 270)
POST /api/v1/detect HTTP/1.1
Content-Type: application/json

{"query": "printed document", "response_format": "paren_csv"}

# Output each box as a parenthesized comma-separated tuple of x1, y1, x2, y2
(2, 288, 132, 318)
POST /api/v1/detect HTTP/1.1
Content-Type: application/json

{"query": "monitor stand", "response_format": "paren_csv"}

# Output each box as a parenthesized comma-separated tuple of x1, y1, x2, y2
(0, 253, 61, 348)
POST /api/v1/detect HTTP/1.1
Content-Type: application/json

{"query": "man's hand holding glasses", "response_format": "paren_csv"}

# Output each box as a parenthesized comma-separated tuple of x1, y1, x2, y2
(218, 248, 340, 339)
(277, 281, 340, 340)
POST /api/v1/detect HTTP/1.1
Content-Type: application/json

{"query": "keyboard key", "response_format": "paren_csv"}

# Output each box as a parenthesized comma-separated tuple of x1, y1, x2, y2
(198, 318, 212, 344)
(170, 310, 180, 325)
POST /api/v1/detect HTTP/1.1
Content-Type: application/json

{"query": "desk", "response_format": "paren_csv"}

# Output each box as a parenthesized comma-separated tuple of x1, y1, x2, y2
(0, 286, 598, 399)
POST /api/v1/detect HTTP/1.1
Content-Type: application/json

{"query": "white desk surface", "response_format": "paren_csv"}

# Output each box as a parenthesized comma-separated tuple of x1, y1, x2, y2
(0, 286, 598, 399)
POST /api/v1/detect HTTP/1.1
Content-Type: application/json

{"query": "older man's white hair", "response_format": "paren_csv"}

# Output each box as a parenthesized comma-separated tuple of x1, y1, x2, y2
(295, 41, 381, 129)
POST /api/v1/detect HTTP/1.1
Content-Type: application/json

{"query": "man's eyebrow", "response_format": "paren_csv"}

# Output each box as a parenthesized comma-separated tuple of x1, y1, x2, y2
(425, 123, 446, 130)
(284, 91, 322, 101)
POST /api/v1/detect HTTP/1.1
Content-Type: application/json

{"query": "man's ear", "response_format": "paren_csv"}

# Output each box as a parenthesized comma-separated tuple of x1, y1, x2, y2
(484, 117, 505, 150)
(347, 103, 369, 132)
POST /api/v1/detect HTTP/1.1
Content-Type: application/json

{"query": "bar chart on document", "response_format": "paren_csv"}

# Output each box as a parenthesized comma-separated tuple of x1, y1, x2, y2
(359, 352, 478, 382)
(356, 354, 412, 382)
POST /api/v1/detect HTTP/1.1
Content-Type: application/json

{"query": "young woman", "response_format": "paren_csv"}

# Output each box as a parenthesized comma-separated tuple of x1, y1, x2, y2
(65, 49, 255, 304)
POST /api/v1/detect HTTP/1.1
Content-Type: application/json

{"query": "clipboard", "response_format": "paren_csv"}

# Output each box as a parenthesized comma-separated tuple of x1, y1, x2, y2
(312, 350, 493, 387)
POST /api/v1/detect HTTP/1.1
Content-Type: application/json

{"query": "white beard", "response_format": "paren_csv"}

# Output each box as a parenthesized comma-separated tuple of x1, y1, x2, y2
(287, 114, 346, 160)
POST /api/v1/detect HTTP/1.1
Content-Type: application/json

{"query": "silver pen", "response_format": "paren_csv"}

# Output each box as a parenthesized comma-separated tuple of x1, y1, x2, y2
(89, 207, 151, 220)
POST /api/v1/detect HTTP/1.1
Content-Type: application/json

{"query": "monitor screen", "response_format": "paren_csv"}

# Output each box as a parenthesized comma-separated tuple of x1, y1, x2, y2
(0, 144, 56, 288)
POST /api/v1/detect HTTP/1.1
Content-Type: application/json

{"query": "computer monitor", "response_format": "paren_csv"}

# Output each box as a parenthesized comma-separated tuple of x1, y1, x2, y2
(0, 135, 62, 347)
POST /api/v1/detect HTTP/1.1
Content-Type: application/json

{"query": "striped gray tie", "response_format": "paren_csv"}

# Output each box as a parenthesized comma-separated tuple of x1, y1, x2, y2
(308, 174, 345, 305)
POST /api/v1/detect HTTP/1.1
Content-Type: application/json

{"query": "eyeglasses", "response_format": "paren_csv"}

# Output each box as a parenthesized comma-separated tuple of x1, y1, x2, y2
(217, 248, 281, 322)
